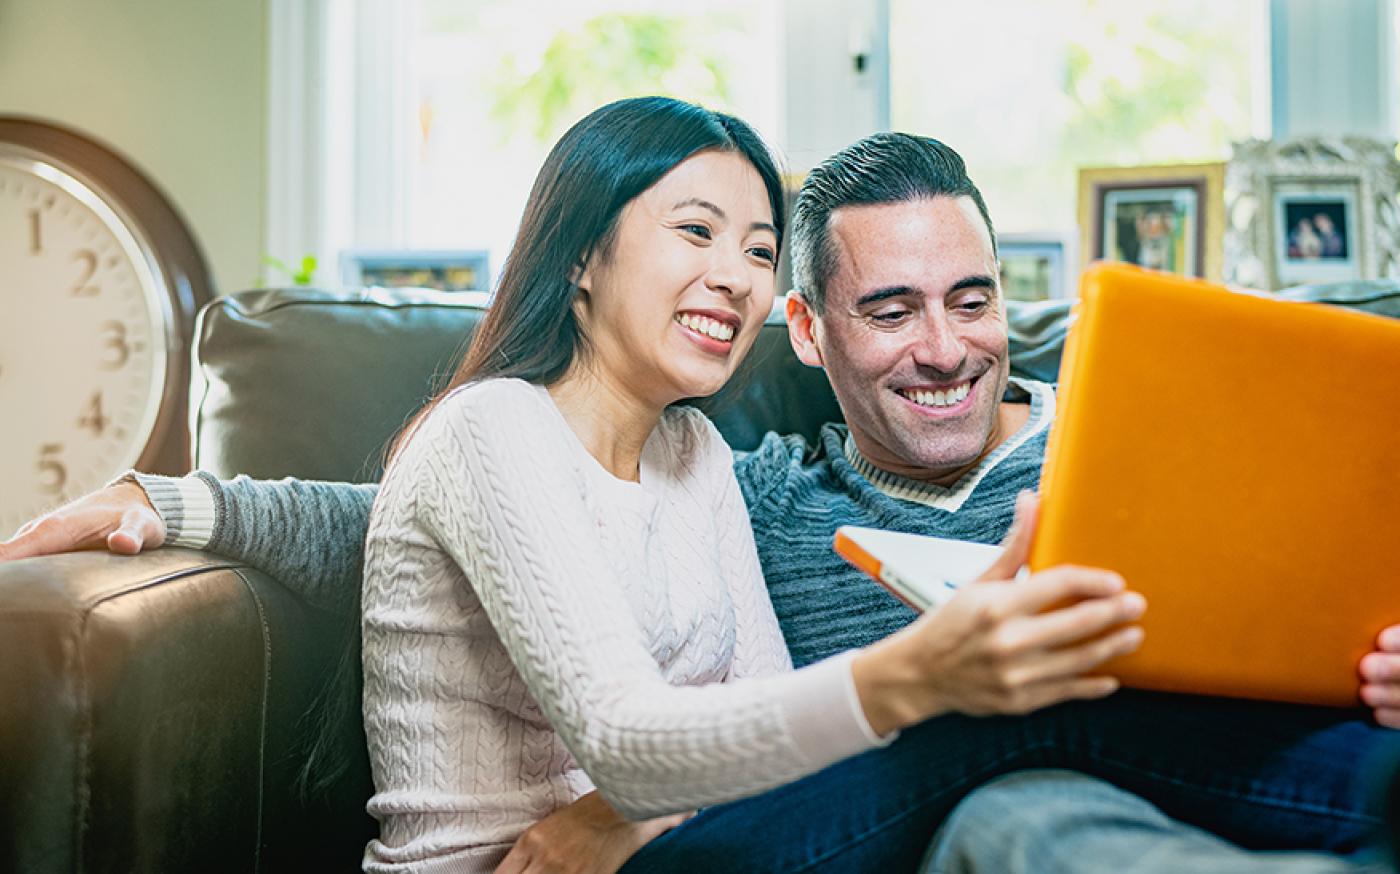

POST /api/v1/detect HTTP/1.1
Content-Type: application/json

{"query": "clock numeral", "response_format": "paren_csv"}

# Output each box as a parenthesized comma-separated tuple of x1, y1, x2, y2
(28, 209, 41, 254)
(98, 321, 130, 370)
(71, 249, 99, 297)
(38, 444, 67, 495)
(77, 391, 110, 436)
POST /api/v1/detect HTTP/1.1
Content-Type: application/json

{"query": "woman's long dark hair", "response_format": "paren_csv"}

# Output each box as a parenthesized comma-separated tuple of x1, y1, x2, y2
(299, 96, 785, 798)
(392, 96, 786, 458)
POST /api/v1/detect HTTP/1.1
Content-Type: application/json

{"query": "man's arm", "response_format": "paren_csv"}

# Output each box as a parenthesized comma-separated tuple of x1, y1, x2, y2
(0, 474, 377, 614)
(194, 474, 377, 613)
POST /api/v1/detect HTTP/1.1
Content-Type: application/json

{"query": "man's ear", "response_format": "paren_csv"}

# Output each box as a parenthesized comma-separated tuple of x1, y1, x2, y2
(785, 291, 825, 368)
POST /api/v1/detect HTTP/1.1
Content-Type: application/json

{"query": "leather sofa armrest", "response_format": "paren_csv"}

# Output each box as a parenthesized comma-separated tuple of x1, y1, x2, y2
(0, 549, 373, 873)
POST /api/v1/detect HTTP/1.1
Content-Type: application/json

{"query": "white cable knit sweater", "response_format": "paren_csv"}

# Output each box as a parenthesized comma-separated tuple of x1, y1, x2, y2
(360, 379, 882, 873)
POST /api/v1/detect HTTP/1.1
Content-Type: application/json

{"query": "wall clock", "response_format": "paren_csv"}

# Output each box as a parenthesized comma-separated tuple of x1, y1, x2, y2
(0, 117, 212, 537)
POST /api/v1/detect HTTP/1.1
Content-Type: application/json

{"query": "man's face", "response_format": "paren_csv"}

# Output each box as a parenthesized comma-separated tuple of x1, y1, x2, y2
(794, 196, 1012, 478)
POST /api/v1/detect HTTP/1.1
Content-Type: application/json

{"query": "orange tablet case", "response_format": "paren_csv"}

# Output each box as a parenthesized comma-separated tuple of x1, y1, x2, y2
(1031, 263, 1400, 707)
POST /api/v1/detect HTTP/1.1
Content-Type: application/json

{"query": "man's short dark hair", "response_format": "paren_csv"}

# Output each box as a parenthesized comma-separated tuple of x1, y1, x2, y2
(789, 132, 996, 313)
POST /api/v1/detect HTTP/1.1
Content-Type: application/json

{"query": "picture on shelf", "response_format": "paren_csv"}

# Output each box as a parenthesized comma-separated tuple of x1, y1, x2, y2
(340, 249, 490, 292)
(1222, 138, 1399, 290)
(1282, 199, 1349, 261)
(1102, 187, 1198, 276)
(1077, 163, 1225, 281)
(1270, 184, 1360, 286)
(999, 235, 1069, 301)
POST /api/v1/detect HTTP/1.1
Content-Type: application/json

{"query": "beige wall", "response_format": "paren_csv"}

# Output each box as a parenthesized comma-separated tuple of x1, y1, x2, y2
(0, 0, 268, 295)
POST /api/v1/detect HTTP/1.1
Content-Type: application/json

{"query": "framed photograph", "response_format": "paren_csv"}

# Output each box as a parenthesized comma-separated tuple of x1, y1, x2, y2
(1273, 184, 1359, 285)
(340, 249, 490, 292)
(1077, 163, 1226, 281)
(999, 233, 1073, 301)
(1224, 137, 1400, 290)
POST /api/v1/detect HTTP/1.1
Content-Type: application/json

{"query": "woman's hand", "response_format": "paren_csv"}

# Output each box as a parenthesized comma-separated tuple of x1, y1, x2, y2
(494, 791, 690, 874)
(852, 492, 1146, 736)
(0, 483, 165, 561)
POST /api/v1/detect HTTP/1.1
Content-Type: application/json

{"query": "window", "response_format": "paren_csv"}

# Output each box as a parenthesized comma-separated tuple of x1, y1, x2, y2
(889, 0, 1269, 233)
(408, 0, 781, 283)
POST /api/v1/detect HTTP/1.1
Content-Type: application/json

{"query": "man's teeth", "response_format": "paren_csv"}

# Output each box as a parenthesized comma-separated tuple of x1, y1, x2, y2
(900, 383, 971, 408)
(677, 313, 735, 342)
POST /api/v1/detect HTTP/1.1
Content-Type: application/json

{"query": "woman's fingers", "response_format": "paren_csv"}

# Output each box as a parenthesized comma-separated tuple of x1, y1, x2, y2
(977, 490, 1039, 580)
(1021, 675, 1122, 712)
(995, 565, 1129, 618)
(1008, 625, 1145, 687)
(999, 589, 1146, 654)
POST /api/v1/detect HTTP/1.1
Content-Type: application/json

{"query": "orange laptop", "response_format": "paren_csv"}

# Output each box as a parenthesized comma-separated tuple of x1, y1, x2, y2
(1030, 263, 1400, 707)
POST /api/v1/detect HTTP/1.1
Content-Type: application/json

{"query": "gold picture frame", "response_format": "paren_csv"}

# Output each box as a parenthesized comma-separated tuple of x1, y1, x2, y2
(1077, 162, 1226, 282)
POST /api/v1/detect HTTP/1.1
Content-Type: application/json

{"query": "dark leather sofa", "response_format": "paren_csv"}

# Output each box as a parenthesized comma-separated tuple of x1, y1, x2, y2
(3, 281, 1397, 873)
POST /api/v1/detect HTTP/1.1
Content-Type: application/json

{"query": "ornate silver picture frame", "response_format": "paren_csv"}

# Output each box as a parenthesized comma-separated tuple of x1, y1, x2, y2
(1224, 137, 1400, 290)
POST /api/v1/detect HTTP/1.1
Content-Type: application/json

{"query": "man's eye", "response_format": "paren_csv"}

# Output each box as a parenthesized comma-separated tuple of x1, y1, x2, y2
(870, 310, 911, 324)
(953, 298, 990, 314)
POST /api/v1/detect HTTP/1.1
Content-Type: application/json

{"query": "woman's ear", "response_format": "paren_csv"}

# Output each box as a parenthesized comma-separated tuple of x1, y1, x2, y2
(571, 253, 594, 294)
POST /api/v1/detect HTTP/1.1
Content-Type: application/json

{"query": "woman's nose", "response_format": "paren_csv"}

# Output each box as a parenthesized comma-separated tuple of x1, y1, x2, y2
(704, 244, 753, 300)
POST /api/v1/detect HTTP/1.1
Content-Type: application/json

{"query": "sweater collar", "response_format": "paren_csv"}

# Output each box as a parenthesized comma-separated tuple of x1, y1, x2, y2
(841, 377, 1054, 512)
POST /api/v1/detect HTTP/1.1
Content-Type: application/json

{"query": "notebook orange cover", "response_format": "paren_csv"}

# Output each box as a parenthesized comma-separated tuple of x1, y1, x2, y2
(1031, 263, 1400, 707)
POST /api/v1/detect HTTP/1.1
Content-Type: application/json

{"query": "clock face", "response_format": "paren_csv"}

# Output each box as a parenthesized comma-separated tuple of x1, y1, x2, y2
(0, 154, 172, 536)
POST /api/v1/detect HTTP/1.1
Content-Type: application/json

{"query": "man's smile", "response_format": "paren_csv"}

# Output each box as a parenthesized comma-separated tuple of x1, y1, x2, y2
(893, 377, 978, 414)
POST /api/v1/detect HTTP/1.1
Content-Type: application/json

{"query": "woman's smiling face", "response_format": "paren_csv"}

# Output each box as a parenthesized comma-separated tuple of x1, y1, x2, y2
(574, 149, 780, 406)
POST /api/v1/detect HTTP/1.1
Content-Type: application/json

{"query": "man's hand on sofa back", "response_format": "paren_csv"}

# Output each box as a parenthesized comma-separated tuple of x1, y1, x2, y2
(0, 482, 165, 561)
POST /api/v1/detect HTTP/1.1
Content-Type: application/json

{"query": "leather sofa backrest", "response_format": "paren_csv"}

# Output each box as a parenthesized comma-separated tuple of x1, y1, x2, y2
(191, 286, 1072, 481)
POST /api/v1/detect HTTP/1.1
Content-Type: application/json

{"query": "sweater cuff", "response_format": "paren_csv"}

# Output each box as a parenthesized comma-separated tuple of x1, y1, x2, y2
(781, 649, 898, 767)
(114, 471, 218, 549)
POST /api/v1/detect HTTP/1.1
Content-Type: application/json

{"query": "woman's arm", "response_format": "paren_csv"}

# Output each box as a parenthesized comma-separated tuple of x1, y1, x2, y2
(388, 385, 882, 821)
(706, 429, 795, 682)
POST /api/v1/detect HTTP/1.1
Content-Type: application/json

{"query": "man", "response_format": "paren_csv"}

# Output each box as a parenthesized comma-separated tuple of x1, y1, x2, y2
(4, 133, 1398, 873)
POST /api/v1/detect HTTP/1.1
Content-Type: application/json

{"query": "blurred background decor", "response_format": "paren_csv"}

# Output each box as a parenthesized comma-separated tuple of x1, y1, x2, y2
(340, 249, 489, 292)
(1076, 162, 1226, 281)
(1224, 137, 1400, 290)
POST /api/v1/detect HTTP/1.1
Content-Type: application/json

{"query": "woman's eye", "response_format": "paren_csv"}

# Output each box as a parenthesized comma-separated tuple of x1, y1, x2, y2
(680, 224, 712, 240)
(747, 245, 777, 265)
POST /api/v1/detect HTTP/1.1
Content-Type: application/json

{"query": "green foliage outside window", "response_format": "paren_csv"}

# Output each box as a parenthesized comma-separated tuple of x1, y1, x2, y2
(489, 13, 736, 144)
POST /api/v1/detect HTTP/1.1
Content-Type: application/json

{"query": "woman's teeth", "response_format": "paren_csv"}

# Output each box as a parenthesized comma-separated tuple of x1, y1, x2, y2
(899, 382, 971, 408)
(677, 313, 735, 342)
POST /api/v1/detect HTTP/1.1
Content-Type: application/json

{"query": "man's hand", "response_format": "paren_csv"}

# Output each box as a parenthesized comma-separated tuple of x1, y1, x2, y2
(1360, 626, 1400, 728)
(494, 791, 690, 874)
(0, 483, 165, 562)
(853, 492, 1147, 736)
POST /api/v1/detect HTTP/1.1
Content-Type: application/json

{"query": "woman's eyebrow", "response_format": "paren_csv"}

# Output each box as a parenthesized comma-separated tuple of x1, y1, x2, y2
(673, 197, 727, 218)
(672, 197, 778, 237)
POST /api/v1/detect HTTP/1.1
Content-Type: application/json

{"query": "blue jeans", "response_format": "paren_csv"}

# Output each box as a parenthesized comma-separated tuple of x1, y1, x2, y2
(922, 770, 1389, 874)
(619, 690, 1398, 874)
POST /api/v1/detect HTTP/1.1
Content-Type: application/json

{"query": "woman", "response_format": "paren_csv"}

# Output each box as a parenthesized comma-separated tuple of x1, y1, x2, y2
(357, 96, 1146, 872)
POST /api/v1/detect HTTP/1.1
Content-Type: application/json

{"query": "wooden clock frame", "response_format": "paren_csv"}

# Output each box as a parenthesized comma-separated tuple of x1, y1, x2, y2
(0, 116, 213, 476)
